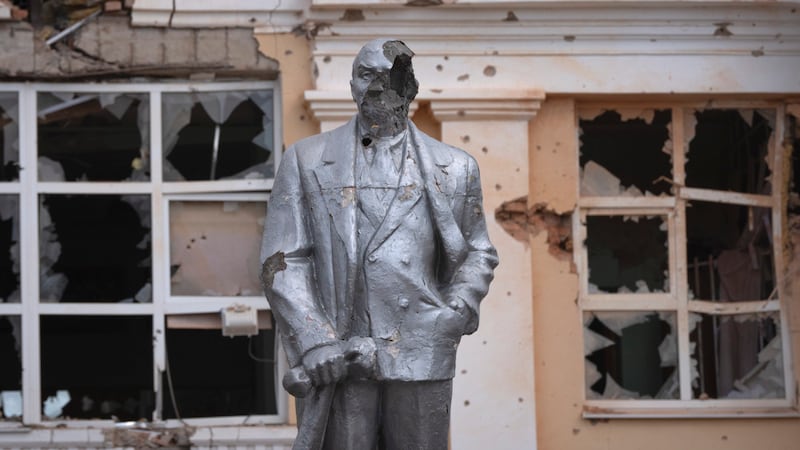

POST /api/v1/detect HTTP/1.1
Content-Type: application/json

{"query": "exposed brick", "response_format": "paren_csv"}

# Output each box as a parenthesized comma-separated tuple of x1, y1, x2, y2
(0, 24, 35, 74)
(196, 29, 227, 65)
(163, 28, 196, 65)
(96, 16, 133, 65)
(131, 27, 165, 66)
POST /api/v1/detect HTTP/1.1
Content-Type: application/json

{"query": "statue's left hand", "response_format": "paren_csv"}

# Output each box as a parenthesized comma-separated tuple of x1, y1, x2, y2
(301, 342, 348, 387)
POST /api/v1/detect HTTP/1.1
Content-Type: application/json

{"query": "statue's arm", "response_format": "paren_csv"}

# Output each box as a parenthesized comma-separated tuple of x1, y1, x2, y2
(260, 145, 339, 359)
(445, 156, 499, 335)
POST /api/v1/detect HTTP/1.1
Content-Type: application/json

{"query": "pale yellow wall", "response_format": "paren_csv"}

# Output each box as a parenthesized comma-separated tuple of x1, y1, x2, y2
(530, 98, 800, 450)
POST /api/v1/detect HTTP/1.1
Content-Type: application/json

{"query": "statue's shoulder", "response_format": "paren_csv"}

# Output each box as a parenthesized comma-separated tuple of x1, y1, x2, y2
(287, 120, 355, 162)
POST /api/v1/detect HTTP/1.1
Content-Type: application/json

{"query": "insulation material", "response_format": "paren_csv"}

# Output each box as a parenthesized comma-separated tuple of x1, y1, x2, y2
(162, 90, 274, 181)
(0, 92, 19, 181)
(0, 195, 19, 303)
(584, 312, 678, 399)
(37, 92, 149, 182)
(169, 201, 266, 296)
(0, 390, 21, 418)
(42, 390, 70, 419)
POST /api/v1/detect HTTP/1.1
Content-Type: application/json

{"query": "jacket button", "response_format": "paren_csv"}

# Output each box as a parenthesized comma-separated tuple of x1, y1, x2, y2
(398, 298, 410, 308)
(367, 254, 377, 263)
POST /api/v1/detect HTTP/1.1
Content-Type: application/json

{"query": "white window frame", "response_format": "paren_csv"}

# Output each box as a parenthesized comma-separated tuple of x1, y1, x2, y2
(576, 102, 796, 418)
(0, 82, 288, 429)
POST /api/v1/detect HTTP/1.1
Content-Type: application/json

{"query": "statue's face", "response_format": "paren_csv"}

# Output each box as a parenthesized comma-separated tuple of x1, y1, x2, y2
(351, 39, 418, 137)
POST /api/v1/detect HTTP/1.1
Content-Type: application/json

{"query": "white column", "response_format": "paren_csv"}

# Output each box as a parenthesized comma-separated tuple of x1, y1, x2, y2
(431, 91, 542, 450)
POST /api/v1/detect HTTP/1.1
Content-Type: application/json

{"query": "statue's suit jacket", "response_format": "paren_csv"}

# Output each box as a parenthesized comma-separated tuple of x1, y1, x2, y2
(261, 116, 498, 382)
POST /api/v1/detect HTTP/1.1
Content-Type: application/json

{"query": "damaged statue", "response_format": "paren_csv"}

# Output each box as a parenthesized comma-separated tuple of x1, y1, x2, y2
(260, 38, 498, 450)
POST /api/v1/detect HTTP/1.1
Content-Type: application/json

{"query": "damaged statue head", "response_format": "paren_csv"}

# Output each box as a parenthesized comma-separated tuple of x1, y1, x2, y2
(260, 38, 497, 450)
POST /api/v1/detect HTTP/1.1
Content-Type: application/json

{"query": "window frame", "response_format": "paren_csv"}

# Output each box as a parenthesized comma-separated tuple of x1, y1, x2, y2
(0, 82, 288, 428)
(576, 102, 797, 418)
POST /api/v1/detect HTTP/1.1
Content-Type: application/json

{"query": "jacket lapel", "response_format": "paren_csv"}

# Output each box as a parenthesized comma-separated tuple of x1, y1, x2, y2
(410, 122, 469, 282)
(312, 117, 358, 263)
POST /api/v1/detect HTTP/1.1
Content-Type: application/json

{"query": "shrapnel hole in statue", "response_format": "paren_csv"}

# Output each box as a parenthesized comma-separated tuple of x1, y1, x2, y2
(260, 38, 498, 450)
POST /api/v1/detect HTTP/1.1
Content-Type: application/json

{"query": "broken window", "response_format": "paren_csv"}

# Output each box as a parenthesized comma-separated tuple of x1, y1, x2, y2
(690, 312, 784, 399)
(38, 92, 149, 182)
(0, 82, 279, 426)
(686, 109, 773, 195)
(586, 215, 669, 294)
(686, 201, 775, 302)
(162, 91, 274, 181)
(578, 105, 790, 413)
(585, 312, 678, 400)
(580, 109, 673, 196)
(169, 200, 266, 297)
(161, 325, 276, 418)
(39, 195, 152, 303)
(0, 92, 20, 181)
(0, 315, 22, 420)
(40, 316, 154, 420)
(0, 195, 19, 303)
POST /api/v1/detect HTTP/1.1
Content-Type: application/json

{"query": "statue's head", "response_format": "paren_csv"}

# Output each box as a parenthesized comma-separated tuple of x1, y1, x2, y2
(350, 38, 419, 137)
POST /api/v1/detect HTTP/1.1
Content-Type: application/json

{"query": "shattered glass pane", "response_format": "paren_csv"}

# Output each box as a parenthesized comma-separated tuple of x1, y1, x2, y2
(584, 311, 678, 399)
(162, 90, 274, 181)
(690, 312, 784, 399)
(0, 195, 19, 303)
(40, 316, 154, 420)
(580, 109, 672, 196)
(686, 109, 773, 195)
(0, 315, 22, 420)
(686, 200, 775, 302)
(39, 195, 152, 303)
(169, 201, 266, 297)
(161, 326, 276, 418)
(0, 92, 20, 181)
(37, 92, 150, 182)
(586, 215, 669, 294)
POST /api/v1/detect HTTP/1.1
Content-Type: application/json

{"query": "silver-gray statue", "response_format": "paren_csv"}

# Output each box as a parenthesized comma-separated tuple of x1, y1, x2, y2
(260, 38, 498, 450)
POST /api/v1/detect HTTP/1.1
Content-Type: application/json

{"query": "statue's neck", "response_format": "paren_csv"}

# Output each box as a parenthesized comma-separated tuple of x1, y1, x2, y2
(357, 114, 408, 141)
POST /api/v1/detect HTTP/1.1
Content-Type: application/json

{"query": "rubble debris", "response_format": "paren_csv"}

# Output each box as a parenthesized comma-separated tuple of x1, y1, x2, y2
(39, 195, 151, 302)
(585, 312, 678, 399)
(494, 197, 573, 259)
(586, 215, 669, 293)
(163, 90, 274, 181)
(37, 92, 149, 182)
(580, 109, 672, 195)
(41, 315, 153, 420)
(686, 109, 773, 195)
(169, 201, 265, 296)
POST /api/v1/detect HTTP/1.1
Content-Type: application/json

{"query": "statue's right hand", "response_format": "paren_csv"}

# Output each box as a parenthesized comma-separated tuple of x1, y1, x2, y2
(302, 342, 348, 387)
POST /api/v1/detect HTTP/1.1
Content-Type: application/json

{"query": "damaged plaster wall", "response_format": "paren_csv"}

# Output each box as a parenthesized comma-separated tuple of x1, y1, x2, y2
(0, 15, 279, 79)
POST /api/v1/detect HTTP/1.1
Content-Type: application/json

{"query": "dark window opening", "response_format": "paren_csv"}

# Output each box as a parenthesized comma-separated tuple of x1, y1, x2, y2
(162, 327, 277, 418)
(579, 110, 673, 196)
(37, 93, 149, 182)
(686, 109, 773, 195)
(0, 195, 19, 303)
(40, 315, 154, 420)
(585, 312, 678, 399)
(39, 194, 151, 303)
(690, 313, 783, 399)
(586, 215, 669, 294)
(686, 201, 775, 302)
(163, 91, 274, 182)
(0, 93, 20, 181)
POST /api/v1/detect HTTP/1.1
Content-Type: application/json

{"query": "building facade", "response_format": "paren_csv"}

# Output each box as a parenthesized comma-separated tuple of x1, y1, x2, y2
(1, 0, 799, 448)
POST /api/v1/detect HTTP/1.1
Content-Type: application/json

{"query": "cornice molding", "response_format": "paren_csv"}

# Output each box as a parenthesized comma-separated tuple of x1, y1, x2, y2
(306, 89, 545, 122)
